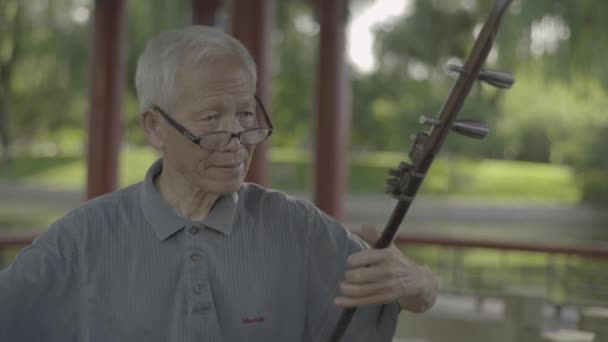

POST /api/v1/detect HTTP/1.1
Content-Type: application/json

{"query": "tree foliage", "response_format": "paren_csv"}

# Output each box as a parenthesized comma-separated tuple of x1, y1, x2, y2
(369, 0, 608, 202)
(1, 0, 608, 203)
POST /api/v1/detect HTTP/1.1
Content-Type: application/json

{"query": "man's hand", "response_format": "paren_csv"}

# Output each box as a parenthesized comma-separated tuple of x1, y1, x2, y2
(334, 225, 438, 313)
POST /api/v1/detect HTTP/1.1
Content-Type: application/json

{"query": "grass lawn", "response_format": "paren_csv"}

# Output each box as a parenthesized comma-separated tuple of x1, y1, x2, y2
(0, 147, 581, 203)
(0, 148, 159, 190)
(0, 147, 580, 233)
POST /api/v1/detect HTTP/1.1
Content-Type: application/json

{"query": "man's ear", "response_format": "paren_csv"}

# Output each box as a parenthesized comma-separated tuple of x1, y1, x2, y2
(142, 110, 164, 149)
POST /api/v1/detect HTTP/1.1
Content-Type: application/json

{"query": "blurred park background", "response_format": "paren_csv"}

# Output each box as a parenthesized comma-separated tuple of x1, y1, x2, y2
(1, 0, 608, 341)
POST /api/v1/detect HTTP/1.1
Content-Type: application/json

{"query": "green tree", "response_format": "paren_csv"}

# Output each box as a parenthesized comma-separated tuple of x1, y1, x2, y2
(0, 0, 22, 165)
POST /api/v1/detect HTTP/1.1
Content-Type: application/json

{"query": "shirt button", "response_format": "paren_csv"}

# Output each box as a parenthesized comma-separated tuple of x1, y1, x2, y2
(189, 226, 200, 235)
(190, 253, 202, 262)
(193, 284, 203, 295)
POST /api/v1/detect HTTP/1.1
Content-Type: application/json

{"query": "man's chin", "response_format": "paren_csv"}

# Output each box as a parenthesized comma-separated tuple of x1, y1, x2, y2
(208, 179, 244, 195)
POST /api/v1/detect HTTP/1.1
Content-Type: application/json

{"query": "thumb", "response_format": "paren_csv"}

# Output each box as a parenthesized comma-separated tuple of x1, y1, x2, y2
(359, 225, 380, 247)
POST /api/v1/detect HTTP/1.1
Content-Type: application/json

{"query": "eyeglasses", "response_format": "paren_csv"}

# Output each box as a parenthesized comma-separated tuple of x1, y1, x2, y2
(152, 96, 273, 152)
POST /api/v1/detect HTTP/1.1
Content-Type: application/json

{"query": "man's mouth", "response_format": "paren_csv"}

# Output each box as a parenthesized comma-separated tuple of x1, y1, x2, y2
(213, 162, 243, 169)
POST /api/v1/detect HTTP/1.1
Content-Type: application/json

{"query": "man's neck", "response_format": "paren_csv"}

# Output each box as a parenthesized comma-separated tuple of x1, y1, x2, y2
(154, 169, 220, 222)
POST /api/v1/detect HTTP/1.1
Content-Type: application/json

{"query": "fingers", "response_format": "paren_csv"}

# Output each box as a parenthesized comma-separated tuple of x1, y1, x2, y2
(337, 228, 437, 309)
(344, 264, 392, 284)
(337, 249, 429, 308)
(346, 248, 390, 268)
(339, 279, 393, 298)
(336, 274, 423, 307)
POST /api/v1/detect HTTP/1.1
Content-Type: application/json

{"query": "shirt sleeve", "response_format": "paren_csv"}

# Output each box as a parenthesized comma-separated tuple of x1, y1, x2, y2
(301, 201, 400, 342)
(0, 228, 80, 342)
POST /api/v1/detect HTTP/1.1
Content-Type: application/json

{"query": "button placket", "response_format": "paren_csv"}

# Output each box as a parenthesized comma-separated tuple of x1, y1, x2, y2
(185, 225, 213, 314)
(187, 249, 212, 313)
(192, 283, 204, 295)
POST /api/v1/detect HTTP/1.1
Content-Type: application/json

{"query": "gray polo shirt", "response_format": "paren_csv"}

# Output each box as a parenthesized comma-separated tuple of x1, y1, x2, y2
(0, 159, 399, 341)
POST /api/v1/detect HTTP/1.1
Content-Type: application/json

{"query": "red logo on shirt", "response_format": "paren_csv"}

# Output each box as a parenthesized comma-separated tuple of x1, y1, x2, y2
(242, 316, 265, 324)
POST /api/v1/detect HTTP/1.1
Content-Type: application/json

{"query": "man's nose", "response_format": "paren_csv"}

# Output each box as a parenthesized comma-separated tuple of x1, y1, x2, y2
(223, 133, 243, 151)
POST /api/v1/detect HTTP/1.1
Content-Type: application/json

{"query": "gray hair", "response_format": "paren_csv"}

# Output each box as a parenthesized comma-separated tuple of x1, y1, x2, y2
(135, 25, 257, 113)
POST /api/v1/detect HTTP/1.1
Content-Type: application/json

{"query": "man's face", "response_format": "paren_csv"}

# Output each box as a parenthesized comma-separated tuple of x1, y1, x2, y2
(157, 55, 257, 195)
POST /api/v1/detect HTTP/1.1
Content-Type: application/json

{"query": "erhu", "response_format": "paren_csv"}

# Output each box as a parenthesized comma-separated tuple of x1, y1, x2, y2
(327, 0, 515, 340)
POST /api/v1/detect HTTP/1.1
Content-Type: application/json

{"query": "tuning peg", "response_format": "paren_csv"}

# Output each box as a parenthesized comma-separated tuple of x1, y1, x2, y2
(478, 69, 515, 88)
(452, 119, 490, 139)
(419, 116, 489, 139)
(419, 116, 440, 126)
(447, 64, 515, 89)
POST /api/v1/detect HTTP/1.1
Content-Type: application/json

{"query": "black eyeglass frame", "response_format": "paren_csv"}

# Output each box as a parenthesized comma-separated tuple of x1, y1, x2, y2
(152, 95, 274, 151)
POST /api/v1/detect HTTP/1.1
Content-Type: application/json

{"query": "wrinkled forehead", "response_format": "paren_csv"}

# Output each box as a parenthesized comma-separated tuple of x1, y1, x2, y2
(174, 52, 256, 91)
(172, 54, 256, 109)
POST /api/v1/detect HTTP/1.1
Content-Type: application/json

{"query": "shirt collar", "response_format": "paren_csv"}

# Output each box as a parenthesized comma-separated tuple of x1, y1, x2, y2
(140, 159, 239, 241)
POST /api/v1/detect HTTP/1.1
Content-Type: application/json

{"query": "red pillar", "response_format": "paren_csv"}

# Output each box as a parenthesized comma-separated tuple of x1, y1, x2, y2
(231, 0, 274, 187)
(191, 0, 222, 26)
(86, 0, 126, 200)
(314, 0, 350, 220)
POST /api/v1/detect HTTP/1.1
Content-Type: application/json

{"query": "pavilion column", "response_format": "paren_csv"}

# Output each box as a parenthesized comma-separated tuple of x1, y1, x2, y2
(86, 0, 126, 200)
(314, 0, 350, 220)
(191, 0, 222, 26)
(231, 0, 275, 187)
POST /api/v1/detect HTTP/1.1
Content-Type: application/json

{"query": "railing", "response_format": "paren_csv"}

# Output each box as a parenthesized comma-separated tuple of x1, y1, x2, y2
(2, 232, 608, 307)
(392, 234, 608, 309)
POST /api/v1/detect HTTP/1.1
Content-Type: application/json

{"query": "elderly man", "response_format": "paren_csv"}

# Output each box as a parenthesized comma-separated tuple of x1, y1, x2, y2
(0, 26, 437, 341)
